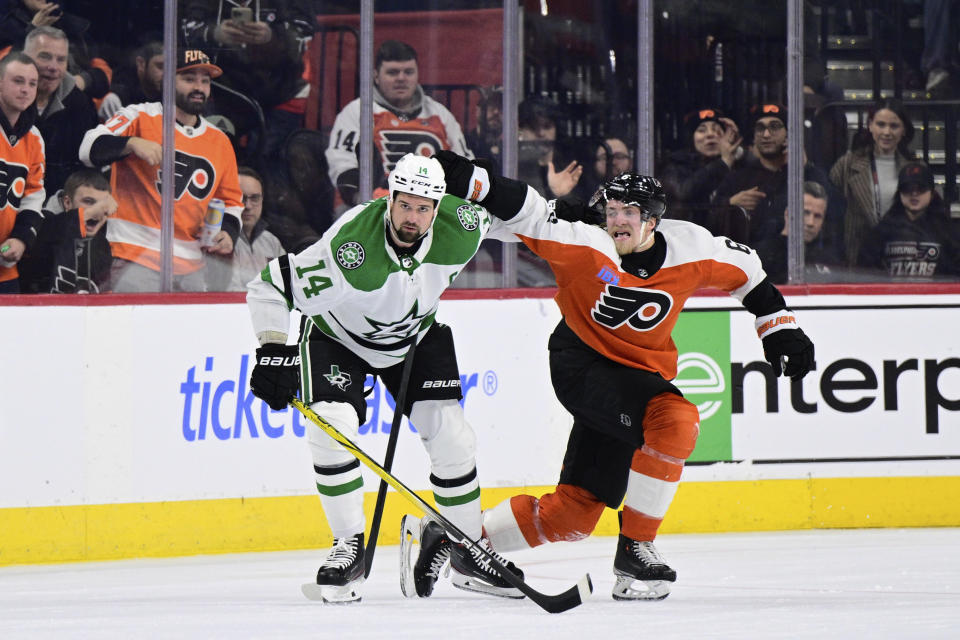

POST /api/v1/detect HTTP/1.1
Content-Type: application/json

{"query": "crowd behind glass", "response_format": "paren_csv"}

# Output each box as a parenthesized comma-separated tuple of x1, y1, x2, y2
(1, 0, 957, 294)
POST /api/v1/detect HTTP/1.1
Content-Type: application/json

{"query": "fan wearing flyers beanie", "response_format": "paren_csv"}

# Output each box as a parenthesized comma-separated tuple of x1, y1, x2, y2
(658, 107, 745, 225)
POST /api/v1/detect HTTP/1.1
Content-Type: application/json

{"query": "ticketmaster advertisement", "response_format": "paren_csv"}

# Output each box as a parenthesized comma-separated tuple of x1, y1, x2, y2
(1, 294, 959, 510)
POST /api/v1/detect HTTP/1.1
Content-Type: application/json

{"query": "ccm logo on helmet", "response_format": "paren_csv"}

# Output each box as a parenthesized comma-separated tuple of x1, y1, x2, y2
(422, 379, 461, 389)
(259, 355, 301, 366)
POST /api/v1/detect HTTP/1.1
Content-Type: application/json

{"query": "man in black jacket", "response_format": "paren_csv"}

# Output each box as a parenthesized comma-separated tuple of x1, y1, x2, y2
(754, 180, 844, 284)
(23, 25, 99, 195)
(181, 0, 316, 159)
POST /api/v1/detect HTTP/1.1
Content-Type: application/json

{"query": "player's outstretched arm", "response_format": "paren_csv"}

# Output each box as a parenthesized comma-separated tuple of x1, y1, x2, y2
(432, 150, 528, 220)
(741, 279, 815, 380)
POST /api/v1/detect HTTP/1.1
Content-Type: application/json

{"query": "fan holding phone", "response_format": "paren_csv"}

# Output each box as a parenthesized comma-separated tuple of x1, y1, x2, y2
(180, 1, 316, 157)
(213, 5, 272, 46)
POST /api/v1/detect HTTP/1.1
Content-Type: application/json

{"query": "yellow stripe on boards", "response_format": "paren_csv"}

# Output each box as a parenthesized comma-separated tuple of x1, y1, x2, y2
(2, 477, 958, 566)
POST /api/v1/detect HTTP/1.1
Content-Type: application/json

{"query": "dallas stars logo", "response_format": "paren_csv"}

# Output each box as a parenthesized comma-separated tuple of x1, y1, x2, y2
(360, 300, 427, 342)
(456, 204, 480, 231)
(332, 300, 429, 352)
(324, 365, 352, 390)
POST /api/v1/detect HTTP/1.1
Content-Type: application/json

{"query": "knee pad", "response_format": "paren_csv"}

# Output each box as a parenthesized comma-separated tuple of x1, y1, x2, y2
(410, 399, 476, 479)
(306, 400, 360, 467)
(642, 393, 700, 460)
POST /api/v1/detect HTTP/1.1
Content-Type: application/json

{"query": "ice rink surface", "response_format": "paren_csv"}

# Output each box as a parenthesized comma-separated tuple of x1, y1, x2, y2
(2, 527, 958, 640)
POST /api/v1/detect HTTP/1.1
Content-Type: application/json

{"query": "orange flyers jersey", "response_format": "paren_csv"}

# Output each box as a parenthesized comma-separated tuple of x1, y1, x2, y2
(497, 188, 768, 380)
(0, 125, 45, 282)
(79, 103, 243, 274)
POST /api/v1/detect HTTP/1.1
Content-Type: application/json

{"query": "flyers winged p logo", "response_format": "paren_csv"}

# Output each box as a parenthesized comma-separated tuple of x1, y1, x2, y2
(156, 151, 217, 200)
(0, 160, 29, 209)
(378, 130, 445, 173)
(592, 285, 673, 331)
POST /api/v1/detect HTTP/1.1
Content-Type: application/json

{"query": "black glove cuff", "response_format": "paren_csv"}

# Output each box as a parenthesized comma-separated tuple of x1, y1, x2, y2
(256, 342, 299, 361)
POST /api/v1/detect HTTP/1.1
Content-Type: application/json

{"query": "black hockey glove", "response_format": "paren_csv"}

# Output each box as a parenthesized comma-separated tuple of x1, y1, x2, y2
(250, 343, 301, 410)
(433, 150, 484, 200)
(756, 311, 815, 380)
(551, 195, 605, 226)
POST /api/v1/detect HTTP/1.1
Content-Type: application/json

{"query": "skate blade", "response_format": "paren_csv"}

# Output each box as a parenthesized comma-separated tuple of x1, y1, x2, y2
(450, 572, 525, 600)
(611, 575, 671, 601)
(301, 582, 363, 604)
(399, 514, 421, 598)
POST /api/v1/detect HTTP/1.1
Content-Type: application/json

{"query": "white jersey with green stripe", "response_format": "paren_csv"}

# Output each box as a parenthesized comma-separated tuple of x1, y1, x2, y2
(247, 194, 498, 368)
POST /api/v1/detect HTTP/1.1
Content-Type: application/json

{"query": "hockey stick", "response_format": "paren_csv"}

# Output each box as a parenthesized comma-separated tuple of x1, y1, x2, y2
(364, 343, 417, 578)
(291, 398, 593, 614)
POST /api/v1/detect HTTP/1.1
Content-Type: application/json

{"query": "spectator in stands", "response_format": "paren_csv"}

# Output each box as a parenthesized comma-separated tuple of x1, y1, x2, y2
(754, 181, 843, 284)
(594, 136, 633, 180)
(829, 98, 914, 267)
(512, 97, 587, 287)
(858, 162, 960, 281)
(78, 48, 243, 292)
(922, 0, 960, 96)
(465, 85, 502, 171)
(206, 166, 284, 291)
(98, 40, 163, 120)
(326, 39, 473, 210)
(712, 103, 833, 246)
(181, 0, 316, 159)
(659, 107, 744, 225)
(802, 65, 849, 174)
(23, 168, 116, 293)
(517, 96, 583, 200)
(0, 0, 110, 101)
(570, 135, 633, 207)
(21, 25, 97, 194)
(0, 51, 44, 294)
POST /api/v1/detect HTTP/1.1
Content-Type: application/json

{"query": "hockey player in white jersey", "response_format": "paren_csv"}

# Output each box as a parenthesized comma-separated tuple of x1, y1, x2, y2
(245, 153, 520, 603)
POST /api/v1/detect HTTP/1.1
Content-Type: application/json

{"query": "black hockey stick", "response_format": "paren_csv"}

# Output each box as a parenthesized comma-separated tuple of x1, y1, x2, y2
(364, 343, 417, 578)
(291, 398, 593, 614)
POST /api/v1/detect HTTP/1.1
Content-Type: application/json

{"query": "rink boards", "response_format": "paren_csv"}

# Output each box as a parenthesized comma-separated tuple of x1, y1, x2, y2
(1, 288, 959, 564)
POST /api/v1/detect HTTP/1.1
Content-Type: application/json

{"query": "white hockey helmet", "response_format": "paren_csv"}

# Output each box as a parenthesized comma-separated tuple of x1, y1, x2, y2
(388, 153, 446, 209)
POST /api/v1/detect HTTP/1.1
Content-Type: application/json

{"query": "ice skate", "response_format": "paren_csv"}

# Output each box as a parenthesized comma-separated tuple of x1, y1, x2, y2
(301, 532, 365, 603)
(449, 538, 525, 599)
(399, 514, 452, 597)
(611, 534, 675, 601)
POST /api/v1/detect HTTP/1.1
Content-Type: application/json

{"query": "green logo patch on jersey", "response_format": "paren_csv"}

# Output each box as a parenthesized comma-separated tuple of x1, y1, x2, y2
(337, 241, 365, 269)
(456, 204, 480, 231)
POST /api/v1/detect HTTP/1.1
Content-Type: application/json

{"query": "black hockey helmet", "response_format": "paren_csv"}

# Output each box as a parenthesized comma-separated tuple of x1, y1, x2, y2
(588, 173, 667, 222)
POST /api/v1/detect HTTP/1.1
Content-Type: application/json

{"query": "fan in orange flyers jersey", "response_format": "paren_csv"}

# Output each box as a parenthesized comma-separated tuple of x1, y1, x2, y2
(0, 52, 45, 294)
(78, 48, 242, 292)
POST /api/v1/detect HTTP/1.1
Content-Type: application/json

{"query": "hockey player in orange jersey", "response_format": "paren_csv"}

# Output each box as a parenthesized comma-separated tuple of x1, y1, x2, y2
(79, 48, 243, 292)
(402, 151, 816, 602)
